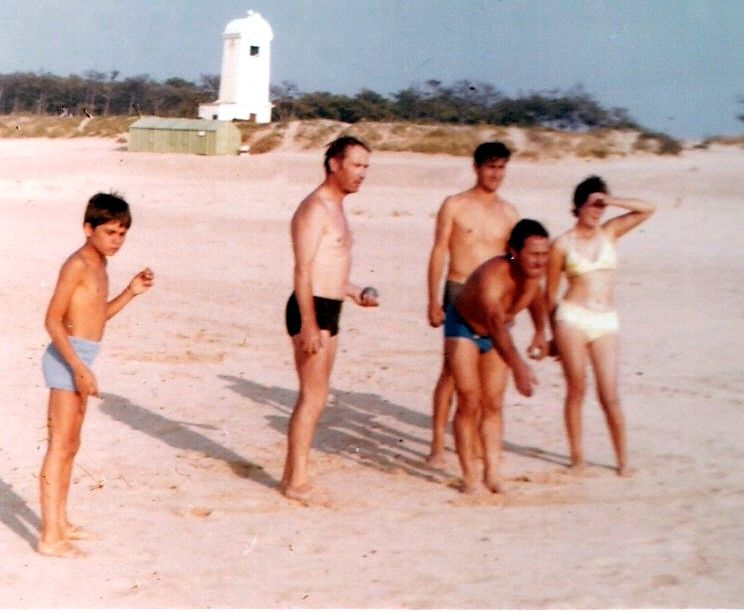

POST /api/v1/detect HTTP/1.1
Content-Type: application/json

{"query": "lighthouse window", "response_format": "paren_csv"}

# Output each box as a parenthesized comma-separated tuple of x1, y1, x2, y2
(250, 45, 260, 56)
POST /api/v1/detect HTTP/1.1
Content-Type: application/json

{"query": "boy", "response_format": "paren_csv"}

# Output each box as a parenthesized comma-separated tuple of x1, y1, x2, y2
(38, 192, 153, 557)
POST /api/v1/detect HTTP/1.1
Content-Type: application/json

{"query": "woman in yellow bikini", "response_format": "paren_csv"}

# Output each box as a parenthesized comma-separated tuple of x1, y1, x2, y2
(546, 176, 654, 475)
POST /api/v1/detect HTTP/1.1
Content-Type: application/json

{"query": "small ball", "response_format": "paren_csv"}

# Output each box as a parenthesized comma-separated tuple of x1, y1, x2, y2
(361, 286, 379, 300)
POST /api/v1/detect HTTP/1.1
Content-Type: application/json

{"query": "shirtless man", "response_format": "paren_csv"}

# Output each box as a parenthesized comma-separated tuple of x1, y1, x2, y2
(426, 142, 546, 465)
(280, 136, 379, 502)
(447, 219, 550, 493)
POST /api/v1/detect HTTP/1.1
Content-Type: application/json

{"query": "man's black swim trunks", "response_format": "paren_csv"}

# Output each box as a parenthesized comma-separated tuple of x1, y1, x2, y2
(285, 292, 343, 337)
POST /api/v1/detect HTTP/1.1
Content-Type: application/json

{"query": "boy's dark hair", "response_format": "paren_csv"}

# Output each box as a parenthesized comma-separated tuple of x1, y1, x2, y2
(572, 175, 608, 216)
(473, 141, 511, 166)
(323, 136, 370, 174)
(508, 218, 549, 253)
(84, 192, 131, 229)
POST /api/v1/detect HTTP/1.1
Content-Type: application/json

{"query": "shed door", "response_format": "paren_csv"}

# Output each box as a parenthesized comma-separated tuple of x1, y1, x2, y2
(196, 130, 208, 155)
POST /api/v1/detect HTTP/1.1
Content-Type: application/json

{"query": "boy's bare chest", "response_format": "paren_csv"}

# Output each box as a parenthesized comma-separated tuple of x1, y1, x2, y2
(79, 269, 109, 302)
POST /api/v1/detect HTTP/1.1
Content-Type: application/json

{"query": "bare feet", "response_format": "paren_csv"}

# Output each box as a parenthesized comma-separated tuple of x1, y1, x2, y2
(483, 475, 504, 494)
(460, 479, 481, 495)
(64, 525, 99, 541)
(280, 482, 313, 502)
(37, 540, 87, 558)
(567, 460, 587, 475)
(426, 451, 446, 468)
(617, 464, 636, 478)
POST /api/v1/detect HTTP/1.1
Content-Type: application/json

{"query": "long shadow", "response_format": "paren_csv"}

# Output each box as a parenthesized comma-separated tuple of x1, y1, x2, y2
(502, 442, 615, 472)
(503, 441, 571, 468)
(98, 393, 277, 489)
(0, 477, 40, 550)
(220, 375, 576, 479)
(219, 375, 447, 483)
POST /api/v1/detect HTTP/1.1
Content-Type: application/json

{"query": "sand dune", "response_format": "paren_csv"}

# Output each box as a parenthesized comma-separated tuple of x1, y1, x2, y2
(0, 138, 742, 607)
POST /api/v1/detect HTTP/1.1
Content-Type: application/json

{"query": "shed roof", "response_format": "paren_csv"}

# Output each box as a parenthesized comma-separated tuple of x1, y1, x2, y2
(130, 117, 232, 132)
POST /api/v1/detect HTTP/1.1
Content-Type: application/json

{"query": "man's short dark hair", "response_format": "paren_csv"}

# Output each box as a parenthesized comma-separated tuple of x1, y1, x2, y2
(84, 192, 131, 229)
(572, 175, 608, 215)
(324, 136, 370, 174)
(473, 141, 511, 166)
(508, 218, 549, 252)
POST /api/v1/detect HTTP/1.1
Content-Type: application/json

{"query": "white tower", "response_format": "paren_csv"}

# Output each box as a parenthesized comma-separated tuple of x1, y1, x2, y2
(199, 10, 273, 123)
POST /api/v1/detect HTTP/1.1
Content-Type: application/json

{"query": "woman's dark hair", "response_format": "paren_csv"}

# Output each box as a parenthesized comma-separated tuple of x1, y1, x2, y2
(572, 175, 608, 216)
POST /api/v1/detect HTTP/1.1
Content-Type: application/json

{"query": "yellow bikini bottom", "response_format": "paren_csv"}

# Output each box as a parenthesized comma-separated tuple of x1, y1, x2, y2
(555, 301, 619, 342)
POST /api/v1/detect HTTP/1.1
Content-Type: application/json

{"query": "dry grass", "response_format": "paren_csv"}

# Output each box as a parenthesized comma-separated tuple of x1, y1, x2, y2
(295, 120, 346, 149)
(696, 135, 744, 150)
(0, 115, 701, 159)
(249, 130, 284, 154)
(82, 116, 139, 137)
(234, 121, 287, 153)
(632, 131, 683, 155)
(572, 131, 616, 159)
(515, 128, 567, 159)
(514, 128, 633, 160)
(340, 121, 385, 146)
(355, 122, 511, 157)
(0, 115, 137, 138)
(233, 120, 273, 142)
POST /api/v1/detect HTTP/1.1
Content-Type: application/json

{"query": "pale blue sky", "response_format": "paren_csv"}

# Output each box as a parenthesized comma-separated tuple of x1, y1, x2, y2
(0, 0, 742, 138)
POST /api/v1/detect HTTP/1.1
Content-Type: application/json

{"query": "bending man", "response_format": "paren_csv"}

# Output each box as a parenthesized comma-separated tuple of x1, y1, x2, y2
(446, 219, 550, 493)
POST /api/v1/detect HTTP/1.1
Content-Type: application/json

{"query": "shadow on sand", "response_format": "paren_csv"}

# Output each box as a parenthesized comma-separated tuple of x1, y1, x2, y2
(219, 375, 448, 483)
(502, 441, 571, 468)
(0, 477, 40, 550)
(219, 375, 579, 478)
(98, 393, 278, 489)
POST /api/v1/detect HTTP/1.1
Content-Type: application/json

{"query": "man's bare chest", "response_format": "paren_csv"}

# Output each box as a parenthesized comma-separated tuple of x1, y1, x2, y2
(503, 284, 533, 320)
(452, 212, 510, 245)
(321, 216, 352, 251)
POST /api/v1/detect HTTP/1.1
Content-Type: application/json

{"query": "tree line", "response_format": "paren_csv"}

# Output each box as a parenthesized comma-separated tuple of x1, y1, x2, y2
(270, 79, 641, 131)
(0, 71, 218, 118)
(0, 70, 642, 131)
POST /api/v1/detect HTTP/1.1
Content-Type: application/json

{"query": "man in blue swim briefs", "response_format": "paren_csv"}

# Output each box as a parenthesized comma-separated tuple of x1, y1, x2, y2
(446, 219, 550, 494)
(280, 136, 379, 503)
(38, 193, 154, 558)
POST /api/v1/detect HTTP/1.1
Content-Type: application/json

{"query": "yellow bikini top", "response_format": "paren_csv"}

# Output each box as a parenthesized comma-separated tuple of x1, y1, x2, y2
(564, 230, 617, 277)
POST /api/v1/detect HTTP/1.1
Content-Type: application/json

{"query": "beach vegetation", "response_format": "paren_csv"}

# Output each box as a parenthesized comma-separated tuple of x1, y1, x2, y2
(270, 80, 642, 132)
(633, 131, 683, 155)
(0, 71, 692, 157)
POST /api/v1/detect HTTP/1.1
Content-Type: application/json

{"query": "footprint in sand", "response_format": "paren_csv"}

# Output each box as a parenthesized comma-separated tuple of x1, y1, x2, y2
(189, 506, 214, 518)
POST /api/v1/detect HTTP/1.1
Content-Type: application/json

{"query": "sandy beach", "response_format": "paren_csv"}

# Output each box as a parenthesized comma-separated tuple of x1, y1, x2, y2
(0, 136, 742, 608)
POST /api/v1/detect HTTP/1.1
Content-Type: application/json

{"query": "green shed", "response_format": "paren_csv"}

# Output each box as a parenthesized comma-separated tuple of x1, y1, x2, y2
(128, 117, 241, 155)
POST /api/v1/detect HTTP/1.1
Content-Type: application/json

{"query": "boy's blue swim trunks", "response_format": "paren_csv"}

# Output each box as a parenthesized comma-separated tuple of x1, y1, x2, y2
(42, 336, 100, 392)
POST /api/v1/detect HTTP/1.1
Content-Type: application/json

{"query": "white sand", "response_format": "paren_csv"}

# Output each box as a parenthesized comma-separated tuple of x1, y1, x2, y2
(0, 137, 742, 607)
